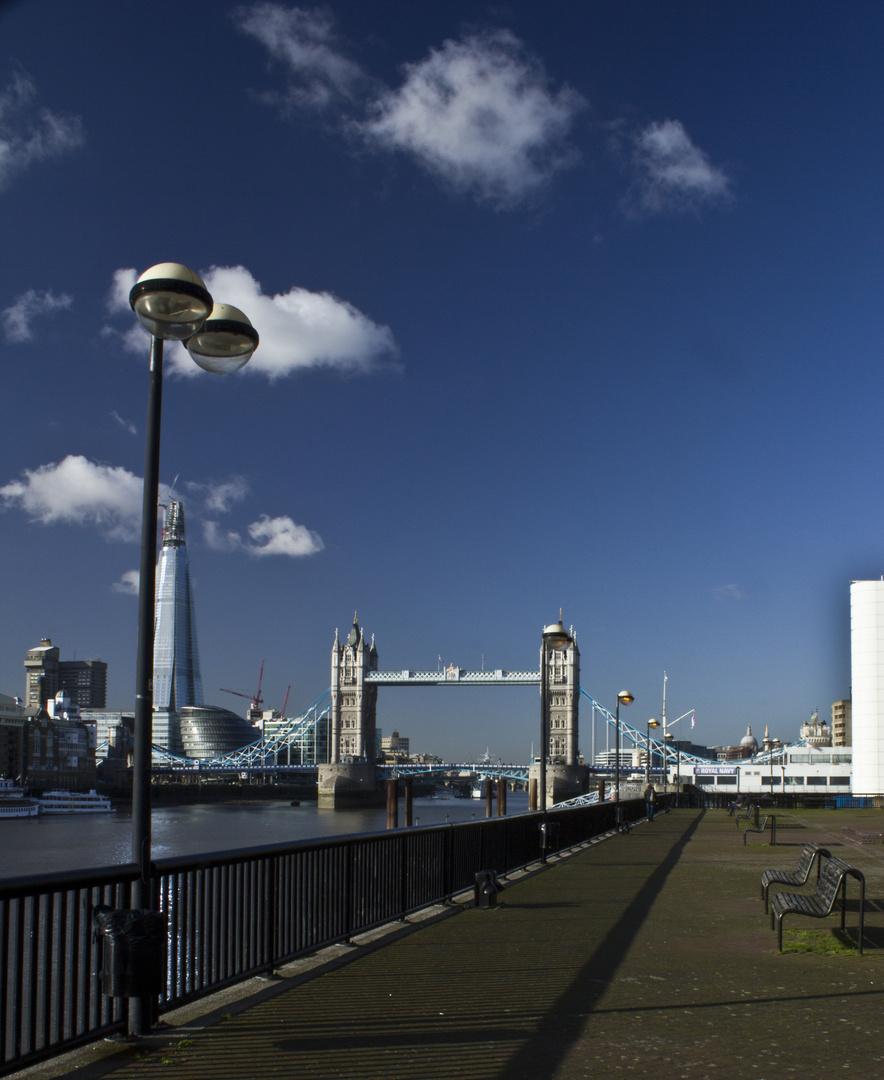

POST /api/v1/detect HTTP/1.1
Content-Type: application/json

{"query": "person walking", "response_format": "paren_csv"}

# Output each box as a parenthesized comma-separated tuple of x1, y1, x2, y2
(644, 783, 656, 822)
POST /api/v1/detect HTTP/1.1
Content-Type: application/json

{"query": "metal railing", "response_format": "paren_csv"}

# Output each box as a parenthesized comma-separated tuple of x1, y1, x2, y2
(0, 798, 640, 1075)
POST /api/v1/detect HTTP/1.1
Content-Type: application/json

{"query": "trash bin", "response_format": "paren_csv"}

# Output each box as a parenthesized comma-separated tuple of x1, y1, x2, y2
(474, 870, 500, 909)
(93, 907, 166, 998)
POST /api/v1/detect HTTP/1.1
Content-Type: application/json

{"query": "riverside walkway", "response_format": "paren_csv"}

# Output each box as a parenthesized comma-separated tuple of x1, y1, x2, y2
(19, 807, 884, 1080)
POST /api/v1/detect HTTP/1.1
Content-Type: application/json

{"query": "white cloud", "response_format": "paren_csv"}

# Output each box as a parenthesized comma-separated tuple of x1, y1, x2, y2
(235, 2, 364, 109)
(204, 514, 324, 557)
(236, 10, 583, 209)
(2, 288, 73, 342)
(203, 520, 247, 553)
(247, 514, 324, 556)
(630, 119, 731, 214)
(108, 264, 397, 380)
(0, 70, 84, 192)
(712, 583, 746, 601)
(2, 456, 323, 563)
(112, 569, 140, 595)
(186, 475, 250, 513)
(359, 30, 584, 208)
(0, 455, 143, 540)
(108, 267, 137, 313)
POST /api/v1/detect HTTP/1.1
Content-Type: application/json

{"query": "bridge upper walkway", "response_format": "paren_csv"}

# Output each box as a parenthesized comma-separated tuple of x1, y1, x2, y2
(43, 806, 884, 1080)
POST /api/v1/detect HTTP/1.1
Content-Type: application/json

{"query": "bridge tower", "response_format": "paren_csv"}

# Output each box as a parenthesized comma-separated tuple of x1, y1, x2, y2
(329, 614, 379, 763)
(320, 615, 383, 808)
(531, 622, 587, 806)
(545, 627, 580, 765)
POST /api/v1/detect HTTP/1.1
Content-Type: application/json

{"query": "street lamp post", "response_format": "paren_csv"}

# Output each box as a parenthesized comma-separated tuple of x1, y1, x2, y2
(128, 263, 258, 1035)
(645, 718, 660, 785)
(613, 690, 634, 821)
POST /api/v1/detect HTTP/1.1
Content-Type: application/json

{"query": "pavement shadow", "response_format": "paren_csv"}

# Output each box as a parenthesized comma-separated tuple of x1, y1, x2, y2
(494, 809, 706, 1080)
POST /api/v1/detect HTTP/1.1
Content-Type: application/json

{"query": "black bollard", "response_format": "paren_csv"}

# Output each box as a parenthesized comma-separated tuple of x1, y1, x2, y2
(386, 777, 398, 829)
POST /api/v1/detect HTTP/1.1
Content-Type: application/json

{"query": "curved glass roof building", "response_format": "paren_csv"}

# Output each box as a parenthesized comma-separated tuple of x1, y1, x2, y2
(179, 705, 259, 760)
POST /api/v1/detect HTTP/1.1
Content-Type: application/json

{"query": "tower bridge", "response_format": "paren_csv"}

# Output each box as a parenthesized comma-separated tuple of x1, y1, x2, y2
(128, 611, 717, 801)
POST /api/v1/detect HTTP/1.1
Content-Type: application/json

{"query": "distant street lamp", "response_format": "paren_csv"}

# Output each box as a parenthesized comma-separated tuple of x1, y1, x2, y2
(613, 690, 634, 807)
(645, 718, 660, 785)
(129, 263, 257, 1035)
(539, 614, 573, 818)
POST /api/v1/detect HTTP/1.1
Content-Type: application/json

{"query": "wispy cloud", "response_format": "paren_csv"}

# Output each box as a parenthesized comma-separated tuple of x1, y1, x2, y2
(107, 264, 397, 380)
(235, 3, 365, 110)
(629, 119, 731, 215)
(203, 514, 323, 557)
(186, 476, 250, 513)
(711, 583, 746, 601)
(2, 288, 73, 342)
(237, 7, 584, 209)
(2, 455, 324, 560)
(112, 569, 140, 595)
(110, 410, 137, 435)
(0, 70, 84, 192)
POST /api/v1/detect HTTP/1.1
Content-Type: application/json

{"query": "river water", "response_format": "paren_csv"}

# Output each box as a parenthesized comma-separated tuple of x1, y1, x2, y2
(0, 792, 532, 880)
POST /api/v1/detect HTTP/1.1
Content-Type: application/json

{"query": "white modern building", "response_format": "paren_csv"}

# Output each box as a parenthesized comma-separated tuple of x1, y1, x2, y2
(850, 579, 884, 795)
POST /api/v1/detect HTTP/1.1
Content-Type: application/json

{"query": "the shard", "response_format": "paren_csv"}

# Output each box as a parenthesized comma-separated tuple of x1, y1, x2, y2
(153, 501, 203, 754)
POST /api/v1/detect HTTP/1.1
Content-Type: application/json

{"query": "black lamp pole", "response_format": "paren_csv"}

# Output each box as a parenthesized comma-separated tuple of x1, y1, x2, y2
(126, 263, 258, 1036)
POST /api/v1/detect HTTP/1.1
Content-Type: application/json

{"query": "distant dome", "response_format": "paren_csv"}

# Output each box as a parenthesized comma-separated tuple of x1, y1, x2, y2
(741, 724, 758, 752)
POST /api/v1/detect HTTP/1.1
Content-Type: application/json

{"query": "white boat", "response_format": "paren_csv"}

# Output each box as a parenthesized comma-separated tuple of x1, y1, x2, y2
(38, 789, 114, 815)
(0, 799, 41, 818)
(0, 777, 41, 818)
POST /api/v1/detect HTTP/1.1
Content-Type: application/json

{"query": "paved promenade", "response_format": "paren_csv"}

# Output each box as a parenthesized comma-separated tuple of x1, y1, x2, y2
(22, 807, 884, 1080)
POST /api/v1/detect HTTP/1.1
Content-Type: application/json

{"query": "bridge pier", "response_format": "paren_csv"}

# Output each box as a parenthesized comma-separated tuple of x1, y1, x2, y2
(318, 763, 385, 809)
(529, 763, 589, 808)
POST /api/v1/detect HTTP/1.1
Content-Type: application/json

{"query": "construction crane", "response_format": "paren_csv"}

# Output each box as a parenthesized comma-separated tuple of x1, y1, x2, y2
(281, 685, 291, 717)
(221, 660, 265, 711)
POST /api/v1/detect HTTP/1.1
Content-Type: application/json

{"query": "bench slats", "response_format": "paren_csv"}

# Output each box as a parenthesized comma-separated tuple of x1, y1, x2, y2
(761, 844, 830, 911)
(770, 855, 865, 953)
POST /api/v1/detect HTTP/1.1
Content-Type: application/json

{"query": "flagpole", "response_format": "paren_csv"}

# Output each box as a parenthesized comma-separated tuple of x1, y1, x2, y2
(662, 672, 668, 790)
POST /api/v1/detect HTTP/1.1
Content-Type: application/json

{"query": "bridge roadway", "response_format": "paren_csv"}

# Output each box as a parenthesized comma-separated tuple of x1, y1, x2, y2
(39, 806, 884, 1080)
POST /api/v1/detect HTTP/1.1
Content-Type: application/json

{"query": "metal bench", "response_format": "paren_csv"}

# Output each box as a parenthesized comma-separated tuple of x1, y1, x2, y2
(743, 814, 776, 845)
(735, 803, 759, 829)
(770, 855, 865, 953)
(761, 843, 830, 913)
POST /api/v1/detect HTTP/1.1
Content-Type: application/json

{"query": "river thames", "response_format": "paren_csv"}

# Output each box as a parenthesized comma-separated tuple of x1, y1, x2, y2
(0, 791, 531, 879)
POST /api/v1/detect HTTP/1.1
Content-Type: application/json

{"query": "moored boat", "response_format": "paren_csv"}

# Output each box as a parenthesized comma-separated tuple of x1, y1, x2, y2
(0, 777, 41, 818)
(38, 789, 114, 815)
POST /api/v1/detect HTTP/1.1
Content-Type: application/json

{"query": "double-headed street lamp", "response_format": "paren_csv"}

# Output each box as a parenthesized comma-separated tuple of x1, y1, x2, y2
(129, 263, 258, 1034)
(613, 690, 634, 805)
(645, 718, 660, 785)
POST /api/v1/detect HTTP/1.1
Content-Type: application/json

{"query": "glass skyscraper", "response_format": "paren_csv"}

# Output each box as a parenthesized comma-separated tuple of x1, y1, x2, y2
(153, 501, 203, 755)
(154, 501, 204, 713)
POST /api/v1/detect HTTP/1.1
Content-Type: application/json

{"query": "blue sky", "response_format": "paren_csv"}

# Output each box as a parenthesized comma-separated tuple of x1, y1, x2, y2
(2, 0, 882, 762)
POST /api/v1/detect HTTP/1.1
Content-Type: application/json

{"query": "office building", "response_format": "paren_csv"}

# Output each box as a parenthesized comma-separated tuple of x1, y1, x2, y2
(24, 639, 107, 710)
(831, 698, 852, 746)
